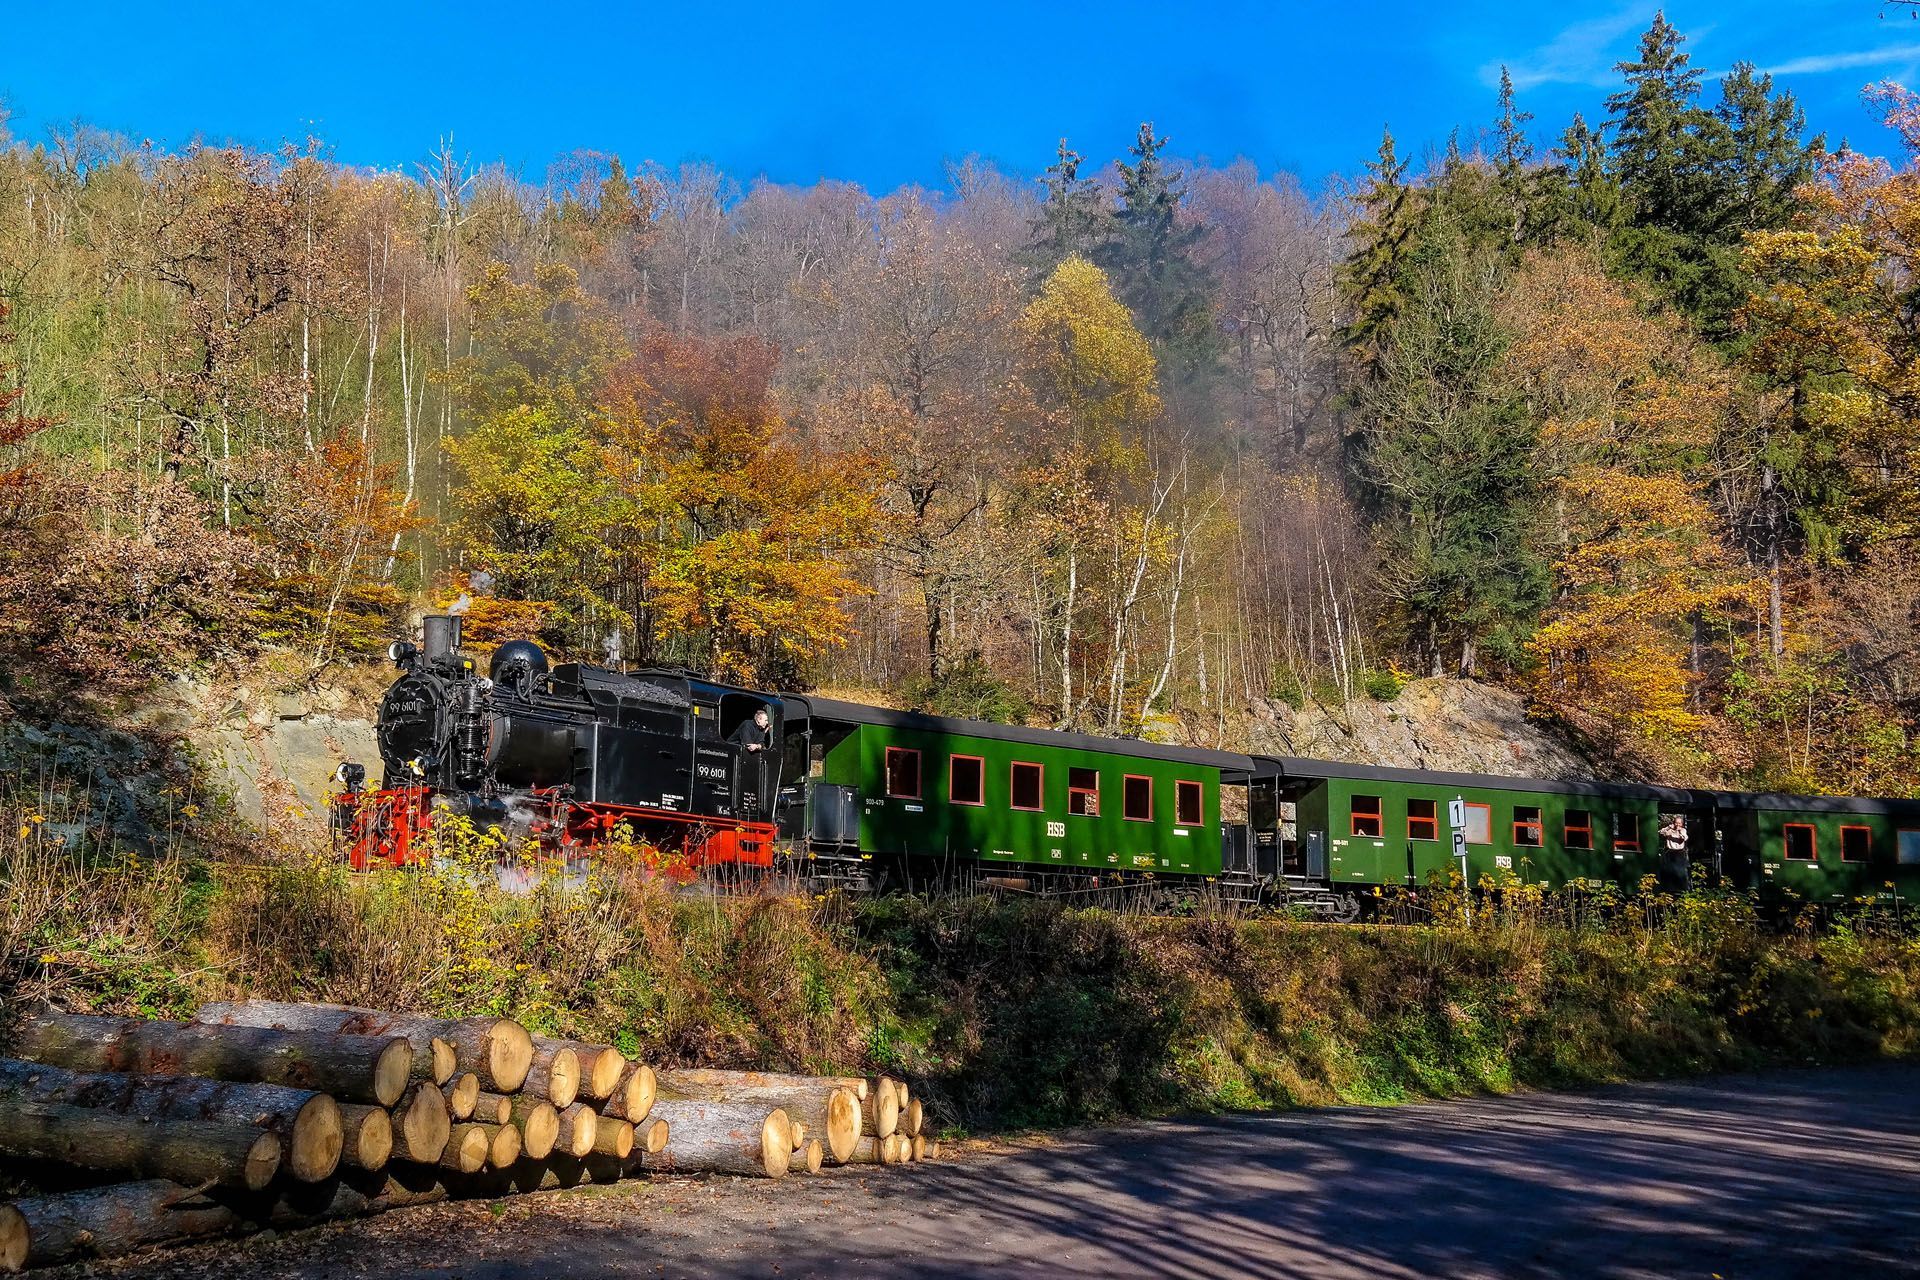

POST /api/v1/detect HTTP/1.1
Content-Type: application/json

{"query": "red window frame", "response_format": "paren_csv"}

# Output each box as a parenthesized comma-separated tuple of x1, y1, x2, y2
(1614, 815, 1642, 852)
(1783, 823, 1817, 861)
(1350, 795, 1383, 838)
(884, 746, 922, 799)
(1463, 803, 1492, 845)
(1068, 767, 1100, 817)
(948, 754, 985, 807)
(1123, 774, 1154, 822)
(1840, 824, 1871, 864)
(1564, 809, 1593, 850)
(1513, 805, 1544, 847)
(1406, 798, 1438, 841)
(1010, 761, 1045, 812)
(1175, 780, 1203, 827)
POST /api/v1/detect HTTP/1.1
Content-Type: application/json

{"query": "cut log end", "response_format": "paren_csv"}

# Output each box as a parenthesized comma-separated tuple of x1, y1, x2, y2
(0, 1204, 25, 1275)
(437, 1124, 491, 1174)
(556, 1104, 596, 1159)
(340, 1104, 394, 1172)
(488, 1021, 534, 1095)
(762, 1108, 792, 1179)
(826, 1088, 860, 1164)
(582, 1047, 625, 1100)
(372, 1038, 413, 1107)
(592, 1117, 634, 1160)
(901, 1098, 924, 1138)
(789, 1120, 808, 1152)
(289, 1094, 344, 1182)
(429, 1038, 457, 1085)
(443, 1073, 480, 1121)
(515, 1100, 561, 1161)
(639, 1117, 668, 1154)
(802, 1138, 823, 1174)
(396, 1082, 451, 1164)
(486, 1121, 521, 1168)
(244, 1131, 284, 1189)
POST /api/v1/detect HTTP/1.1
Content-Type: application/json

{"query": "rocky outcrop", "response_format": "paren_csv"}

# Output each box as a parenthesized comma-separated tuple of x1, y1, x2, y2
(1245, 677, 1599, 780)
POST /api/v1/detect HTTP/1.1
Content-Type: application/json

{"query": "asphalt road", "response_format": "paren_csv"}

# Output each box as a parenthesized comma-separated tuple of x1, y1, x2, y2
(66, 1065, 1920, 1280)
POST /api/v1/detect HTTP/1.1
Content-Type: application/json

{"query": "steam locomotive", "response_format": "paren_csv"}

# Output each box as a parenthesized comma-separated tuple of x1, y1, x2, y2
(334, 615, 786, 871)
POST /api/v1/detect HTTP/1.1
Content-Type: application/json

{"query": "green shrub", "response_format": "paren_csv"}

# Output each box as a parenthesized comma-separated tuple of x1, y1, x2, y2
(1269, 666, 1307, 710)
(1361, 666, 1406, 701)
(899, 650, 1031, 724)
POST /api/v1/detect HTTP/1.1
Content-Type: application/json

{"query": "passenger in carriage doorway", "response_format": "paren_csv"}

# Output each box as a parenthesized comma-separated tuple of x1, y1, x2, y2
(730, 707, 772, 754)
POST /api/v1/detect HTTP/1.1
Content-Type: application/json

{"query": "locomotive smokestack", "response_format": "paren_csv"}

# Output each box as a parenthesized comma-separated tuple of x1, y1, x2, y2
(423, 614, 462, 664)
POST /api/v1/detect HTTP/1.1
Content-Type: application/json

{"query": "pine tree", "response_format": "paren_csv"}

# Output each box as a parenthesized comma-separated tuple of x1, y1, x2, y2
(1340, 127, 1418, 368)
(1093, 123, 1219, 386)
(1493, 66, 1535, 241)
(1026, 139, 1107, 274)
(1606, 10, 1714, 231)
(1715, 62, 1820, 236)
(1549, 113, 1623, 233)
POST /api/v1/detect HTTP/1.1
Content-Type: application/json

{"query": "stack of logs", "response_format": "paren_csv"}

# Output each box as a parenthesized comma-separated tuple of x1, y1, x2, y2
(0, 1001, 938, 1273)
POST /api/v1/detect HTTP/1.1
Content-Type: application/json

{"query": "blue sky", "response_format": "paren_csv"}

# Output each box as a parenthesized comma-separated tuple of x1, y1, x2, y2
(2, 1, 1915, 192)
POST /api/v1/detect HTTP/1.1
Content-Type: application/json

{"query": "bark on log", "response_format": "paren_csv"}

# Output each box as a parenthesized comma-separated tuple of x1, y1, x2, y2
(338, 1104, 393, 1172)
(647, 1100, 790, 1178)
(16, 1012, 413, 1108)
(555, 1103, 597, 1159)
(800, 1138, 823, 1174)
(442, 1072, 479, 1121)
(601, 1062, 655, 1122)
(435, 1124, 490, 1174)
(390, 1081, 451, 1164)
(654, 1073, 863, 1163)
(0, 1100, 282, 1191)
(659, 1067, 863, 1100)
(520, 1045, 580, 1108)
(534, 1038, 624, 1101)
(591, 1116, 634, 1159)
(471, 1091, 514, 1125)
(195, 1003, 528, 1092)
(505, 1096, 560, 1161)
(193, 1002, 457, 1086)
(0, 1180, 246, 1274)
(0, 1057, 340, 1182)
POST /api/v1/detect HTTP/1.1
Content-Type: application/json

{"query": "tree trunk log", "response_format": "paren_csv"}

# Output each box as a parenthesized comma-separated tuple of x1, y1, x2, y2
(193, 1001, 457, 1085)
(658, 1067, 863, 1100)
(591, 1116, 633, 1159)
(390, 1081, 450, 1164)
(859, 1085, 898, 1141)
(899, 1097, 923, 1138)
(636, 1116, 668, 1155)
(0, 1180, 246, 1274)
(478, 1120, 520, 1168)
(337, 1104, 392, 1172)
(654, 1076, 861, 1164)
(555, 1103, 597, 1159)
(520, 1045, 580, 1108)
(799, 1138, 823, 1174)
(196, 1003, 527, 1092)
(442, 1072, 479, 1121)
(435, 1123, 490, 1174)
(533, 1038, 624, 1100)
(789, 1120, 807, 1151)
(0, 1057, 339, 1182)
(646, 1100, 790, 1178)
(842, 1134, 906, 1165)
(471, 1091, 513, 1125)
(600, 1063, 655, 1122)
(16, 1012, 413, 1108)
(0, 1100, 282, 1191)
(505, 1096, 560, 1161)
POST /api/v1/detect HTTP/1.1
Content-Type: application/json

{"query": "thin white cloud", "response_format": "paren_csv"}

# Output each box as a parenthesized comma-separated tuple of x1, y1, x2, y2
(1484, 4, 1654, 92)
(1760, 44, 1920, 76)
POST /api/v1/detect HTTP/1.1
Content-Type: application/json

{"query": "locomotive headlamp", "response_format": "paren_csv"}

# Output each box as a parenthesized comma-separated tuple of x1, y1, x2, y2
(334, 762, 367, 792)
(387, 640, 418, 667)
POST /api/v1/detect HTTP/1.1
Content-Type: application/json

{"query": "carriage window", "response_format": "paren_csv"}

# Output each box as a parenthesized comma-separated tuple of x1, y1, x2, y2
(1123, 774, 1153, 821)
(1614, 815, 1642, 851)
(1900, 830, 1920, 865)
(1350, 795, 1383, 838)
(1010, 762, 1044, 811)
(949, 755, 984, 806)
(1407, 798, 1438, 841)
(884, 747, 921, 799)
(1068, 767, 1100, 816)
(1840, 825, 1870, 863)
(1513, 806, 1544, 847)
(1783, 823, 1816, 861)
(1463, 803, 1492, 845)
(1176, 780, 1203, 827)
(1565, 809, 1593, 849)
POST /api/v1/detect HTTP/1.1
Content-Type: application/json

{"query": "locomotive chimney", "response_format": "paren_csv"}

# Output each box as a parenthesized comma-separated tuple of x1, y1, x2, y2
(423, 614, 462, 665)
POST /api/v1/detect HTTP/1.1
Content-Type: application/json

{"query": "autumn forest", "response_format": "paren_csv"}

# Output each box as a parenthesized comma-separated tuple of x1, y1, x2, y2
(2, 13, 1917, 795)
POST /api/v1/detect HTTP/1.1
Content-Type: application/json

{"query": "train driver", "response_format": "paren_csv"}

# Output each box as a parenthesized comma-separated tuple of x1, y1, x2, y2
(731, 706, 773, 754)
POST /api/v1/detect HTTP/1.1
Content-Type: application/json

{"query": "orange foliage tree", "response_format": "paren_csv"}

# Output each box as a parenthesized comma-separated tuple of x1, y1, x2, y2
(599, 332, 882, 684)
